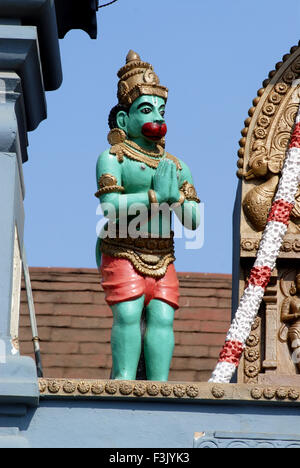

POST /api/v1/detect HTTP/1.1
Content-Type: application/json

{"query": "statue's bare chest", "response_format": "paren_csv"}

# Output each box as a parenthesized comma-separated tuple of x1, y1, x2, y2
(121, 158, 156, 193)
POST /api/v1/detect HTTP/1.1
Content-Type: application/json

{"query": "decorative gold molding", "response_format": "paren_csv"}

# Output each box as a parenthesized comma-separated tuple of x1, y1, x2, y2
(237, 42, 300, 178)
(38, 378, 300, 404)
(241, 237, 300, 254)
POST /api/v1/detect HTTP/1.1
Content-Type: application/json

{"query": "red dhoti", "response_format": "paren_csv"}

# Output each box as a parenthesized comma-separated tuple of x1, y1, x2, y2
(100, 254, 179, 310)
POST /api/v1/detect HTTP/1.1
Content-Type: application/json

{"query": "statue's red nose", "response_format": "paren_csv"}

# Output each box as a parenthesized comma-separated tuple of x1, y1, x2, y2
(142, 122, 167, 140)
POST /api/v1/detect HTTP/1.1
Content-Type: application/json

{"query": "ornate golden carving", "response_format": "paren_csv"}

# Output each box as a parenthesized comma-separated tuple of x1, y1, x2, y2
(109, 141, 182, 171)
(100, 233, 176, 278)
(39, 380, 47, 393)
(186, 384, 199, 398)
(133, 383, 147, 397)
(211, 386, 225, 399)
(105, 381, 118, 395)
(236, 44, 300, 235)
(107, 128, 127, 145)
(147, 383, 160, 396)
(117, 51, 168, 107)
(119, 382, 133, 395)
(263, 387, 276, 400)
(279, 271, 300, 372)
(242, 176, 279, 231)
(95, 173, 125, 198)
(47, 380, 61, 394)
(161, 384, 172, 397)
(241, 238, 300, 253)
(91, 382, 104, 395)
(173, 384, 186, 398)
(180, 181, 200, 204)
(38, 379, 300, 403)
(63, 381, 76, 394)
(250, 387, 263, 400)
(125, 139, 164, 158)
(77, 381, 90, 394)
(243, 313, 261, 384)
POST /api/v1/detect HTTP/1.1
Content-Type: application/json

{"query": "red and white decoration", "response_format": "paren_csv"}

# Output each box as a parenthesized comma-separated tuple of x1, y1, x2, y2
(209, 108, 300, 384)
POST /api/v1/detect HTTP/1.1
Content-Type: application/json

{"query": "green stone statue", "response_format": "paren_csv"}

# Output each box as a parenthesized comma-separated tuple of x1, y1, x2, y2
(95, 50, 200, 381)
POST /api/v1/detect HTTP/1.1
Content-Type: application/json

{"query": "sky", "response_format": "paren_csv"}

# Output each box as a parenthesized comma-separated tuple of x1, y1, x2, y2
(23, 0, 300, 274)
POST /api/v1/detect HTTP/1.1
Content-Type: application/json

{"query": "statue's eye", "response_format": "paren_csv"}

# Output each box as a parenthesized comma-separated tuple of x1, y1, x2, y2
(141, 108, 152, 114)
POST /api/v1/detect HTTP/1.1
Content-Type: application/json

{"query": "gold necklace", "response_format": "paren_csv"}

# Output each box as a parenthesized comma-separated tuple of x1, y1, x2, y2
(110, 142, 182, 171)
(125, 140, 164, 158)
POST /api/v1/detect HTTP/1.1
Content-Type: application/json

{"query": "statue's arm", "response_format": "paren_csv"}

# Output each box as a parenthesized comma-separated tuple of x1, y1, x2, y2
(172, 159, 201, 231)
(96, 150, 151, 221)
(281, 297, 295, 322)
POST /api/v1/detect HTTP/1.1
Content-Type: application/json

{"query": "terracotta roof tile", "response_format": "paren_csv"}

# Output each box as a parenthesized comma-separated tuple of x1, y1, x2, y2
(19, 268, 232, 382)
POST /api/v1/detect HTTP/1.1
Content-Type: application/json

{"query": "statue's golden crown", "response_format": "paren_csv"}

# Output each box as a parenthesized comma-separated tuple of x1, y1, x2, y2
(117, 50, 168, 107)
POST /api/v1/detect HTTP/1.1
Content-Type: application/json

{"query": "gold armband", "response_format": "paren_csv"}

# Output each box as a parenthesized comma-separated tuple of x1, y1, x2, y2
(95, 174, 125, 198)
(177, 191, 186, 206)
(148, 189, 159, 205)
(180, 181, 200, 203)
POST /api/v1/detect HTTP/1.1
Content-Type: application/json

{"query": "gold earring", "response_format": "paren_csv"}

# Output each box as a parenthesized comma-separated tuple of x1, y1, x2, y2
(107, 128, 127, 145)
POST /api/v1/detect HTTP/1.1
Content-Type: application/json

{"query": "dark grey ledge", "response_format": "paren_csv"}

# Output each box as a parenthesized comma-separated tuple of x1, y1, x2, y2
(0, 0, 62, 91)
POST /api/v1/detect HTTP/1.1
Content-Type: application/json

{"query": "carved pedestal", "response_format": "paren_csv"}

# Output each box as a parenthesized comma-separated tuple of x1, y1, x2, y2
(234, 42, 300, 386)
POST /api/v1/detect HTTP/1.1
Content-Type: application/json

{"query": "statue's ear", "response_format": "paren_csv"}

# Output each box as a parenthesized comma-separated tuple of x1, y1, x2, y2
(116, 110, 128, 133)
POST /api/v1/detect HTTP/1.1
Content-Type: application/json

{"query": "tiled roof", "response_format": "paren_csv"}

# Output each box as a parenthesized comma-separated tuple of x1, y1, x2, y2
(20, 268, 232, 382)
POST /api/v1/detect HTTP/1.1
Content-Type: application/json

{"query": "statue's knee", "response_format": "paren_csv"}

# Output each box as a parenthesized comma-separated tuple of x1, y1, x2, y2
(113, 304, 142, 327)
(150, 308, 174, 329)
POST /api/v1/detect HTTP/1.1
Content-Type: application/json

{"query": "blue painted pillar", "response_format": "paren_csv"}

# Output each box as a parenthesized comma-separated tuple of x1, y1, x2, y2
(0, 71, 39, 406)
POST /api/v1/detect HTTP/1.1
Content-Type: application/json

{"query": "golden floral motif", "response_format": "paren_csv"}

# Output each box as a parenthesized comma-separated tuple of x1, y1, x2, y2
(186, 385, 199, 398)
(147, 383, 160, 396)
(133, 383, 147, 397)
(91, 383, 105, 395)
(119, 382, 133, 395)
(47, 380, 61, 394)
(268, 92, 281, 105)
(275, 82, 289, 95)
(250, 387, 263, 400)
(63, 380, 76, 394)
(105, 382, 118, 395)
(288, 388, 300, 401)
(246, 334, 259, 348)
(254, 127, 267, 139)
(257, 115, 271, 128)
(245, 365, 259, 378)
(292, 60, 300, 74)
(77, 381, 90, 394)
(160, 384, 172, 397)
(244, 349, 260, 362)
(276, 387, 288, 400)
(173, 384, 186, 398)
(283, 70, 296, 84)
(39, 380, 47, 393)
(211, 386, 225, 399)
(263, 387, 276, 400)
(263, 103, 276, 116)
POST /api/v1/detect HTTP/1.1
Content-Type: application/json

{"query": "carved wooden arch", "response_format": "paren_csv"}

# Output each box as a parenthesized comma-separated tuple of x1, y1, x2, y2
(237, 42, 300, 243)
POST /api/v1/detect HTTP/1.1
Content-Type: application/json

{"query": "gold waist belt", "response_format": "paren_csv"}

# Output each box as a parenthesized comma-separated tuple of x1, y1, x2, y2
(100, 233, 175, 278)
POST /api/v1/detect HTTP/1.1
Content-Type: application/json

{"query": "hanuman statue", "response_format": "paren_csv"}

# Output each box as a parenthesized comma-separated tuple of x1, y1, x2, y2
(95, 51, 200, 381)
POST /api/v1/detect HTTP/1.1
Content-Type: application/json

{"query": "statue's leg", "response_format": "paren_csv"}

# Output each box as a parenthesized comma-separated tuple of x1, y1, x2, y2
(144, 299, 175, 381)
(111, 295, 145, 380)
